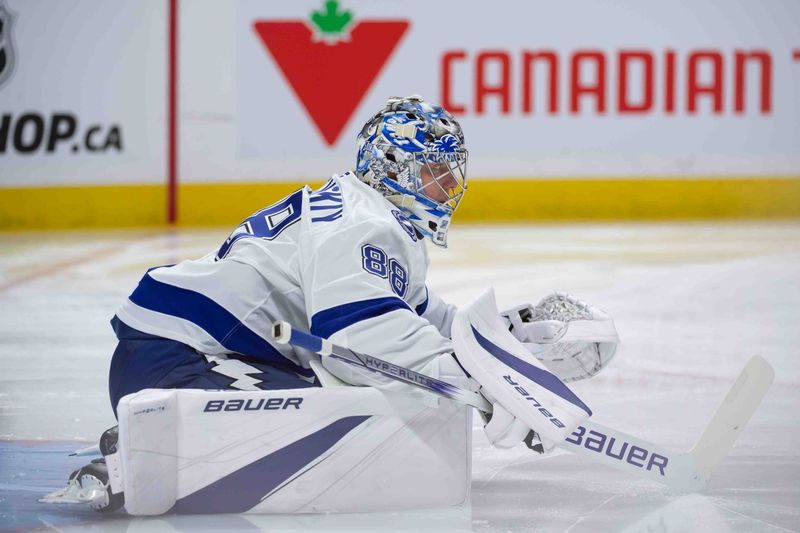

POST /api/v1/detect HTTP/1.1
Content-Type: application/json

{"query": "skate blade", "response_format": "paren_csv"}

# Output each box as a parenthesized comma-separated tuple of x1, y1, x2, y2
(39, 481, 106, 506)
(69, 443, 101, 457)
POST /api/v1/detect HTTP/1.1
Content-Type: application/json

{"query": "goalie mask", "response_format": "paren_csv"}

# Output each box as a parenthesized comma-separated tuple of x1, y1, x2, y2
(356, 95, 468, 247)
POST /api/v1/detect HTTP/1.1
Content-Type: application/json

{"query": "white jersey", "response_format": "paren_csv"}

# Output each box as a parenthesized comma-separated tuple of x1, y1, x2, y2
(116, 171, 458, 388)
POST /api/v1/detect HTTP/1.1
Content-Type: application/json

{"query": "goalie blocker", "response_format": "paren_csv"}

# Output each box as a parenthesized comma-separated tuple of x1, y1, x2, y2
(452, 289, 593, 444)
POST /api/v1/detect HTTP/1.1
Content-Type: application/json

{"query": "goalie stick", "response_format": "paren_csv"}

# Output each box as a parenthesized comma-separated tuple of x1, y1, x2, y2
(272, 321, 774, 491)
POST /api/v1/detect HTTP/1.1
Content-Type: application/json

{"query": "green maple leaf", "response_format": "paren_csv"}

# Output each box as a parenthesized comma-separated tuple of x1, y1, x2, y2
(310, 0, 353, 35)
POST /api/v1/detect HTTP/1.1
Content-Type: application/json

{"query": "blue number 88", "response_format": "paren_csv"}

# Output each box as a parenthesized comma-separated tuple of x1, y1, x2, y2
(389, 259, 408, 297)
(360, 244, 409, 297)
(361, 245, 388, 277)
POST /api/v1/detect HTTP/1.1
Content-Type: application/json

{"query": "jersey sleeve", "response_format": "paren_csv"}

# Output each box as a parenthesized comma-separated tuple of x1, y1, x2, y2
(416, 287, 458, 339)
(116, 250, 306, 369)
(301, 217, 454, 394)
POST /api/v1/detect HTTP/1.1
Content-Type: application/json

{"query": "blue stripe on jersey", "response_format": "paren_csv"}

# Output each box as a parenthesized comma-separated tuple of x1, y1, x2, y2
(309, 179, 343, 223)
(316, 177, 338, 193)
(310, 296, 412, 339)
(129, 273, 287, 364)
(309, 191, 342, 203)
(415, 286, 429, 315)
(311, 210, 343, 222)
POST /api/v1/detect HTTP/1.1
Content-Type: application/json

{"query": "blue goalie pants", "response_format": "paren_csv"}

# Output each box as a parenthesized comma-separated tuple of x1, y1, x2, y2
(108, 315, 318, 417)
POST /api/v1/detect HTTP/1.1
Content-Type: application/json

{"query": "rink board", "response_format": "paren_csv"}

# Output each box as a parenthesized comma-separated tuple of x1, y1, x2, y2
(2, 177, 799, 230)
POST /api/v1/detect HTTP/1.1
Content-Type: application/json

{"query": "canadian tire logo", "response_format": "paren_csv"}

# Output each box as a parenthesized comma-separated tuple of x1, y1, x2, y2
(253, 1, 409, 146)
(0, 2, 16, 89)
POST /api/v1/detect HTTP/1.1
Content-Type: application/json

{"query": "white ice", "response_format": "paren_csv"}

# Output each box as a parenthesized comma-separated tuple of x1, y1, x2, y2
(1, 222, 798, 532)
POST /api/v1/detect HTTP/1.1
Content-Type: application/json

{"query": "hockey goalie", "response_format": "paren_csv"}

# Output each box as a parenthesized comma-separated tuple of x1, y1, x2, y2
(42, 96, 619, 514)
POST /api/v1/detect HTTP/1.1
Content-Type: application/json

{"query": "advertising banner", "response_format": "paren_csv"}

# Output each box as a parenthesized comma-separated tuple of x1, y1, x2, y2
(2, 0, 797, 229)
(0, 0, 166, 187)
(209, 0, 800, 183)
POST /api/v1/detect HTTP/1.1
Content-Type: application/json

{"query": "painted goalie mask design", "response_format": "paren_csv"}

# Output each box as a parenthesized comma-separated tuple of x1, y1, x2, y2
(356, 95, 468, 247)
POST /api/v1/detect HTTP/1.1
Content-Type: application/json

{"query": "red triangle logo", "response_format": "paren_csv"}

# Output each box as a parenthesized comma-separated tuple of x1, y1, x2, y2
(253, 20, 409, 146)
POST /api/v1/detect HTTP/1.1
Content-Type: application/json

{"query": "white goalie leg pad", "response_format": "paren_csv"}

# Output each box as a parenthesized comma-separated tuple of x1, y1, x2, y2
(116, 386, 471, 515)
(105, 452, 124, 495)
(117, 389, 179, 514)
(452, 288, 592, 443)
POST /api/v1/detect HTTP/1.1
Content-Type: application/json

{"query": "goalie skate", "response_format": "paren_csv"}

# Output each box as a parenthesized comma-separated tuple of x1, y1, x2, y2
(39, 458, 125, 513)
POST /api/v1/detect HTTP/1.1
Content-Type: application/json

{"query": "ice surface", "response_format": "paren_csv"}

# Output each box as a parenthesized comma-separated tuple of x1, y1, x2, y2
(1, 222, 798, 532)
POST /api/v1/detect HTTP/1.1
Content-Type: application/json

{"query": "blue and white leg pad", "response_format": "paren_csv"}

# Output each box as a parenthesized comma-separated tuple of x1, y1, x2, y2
(115, 386, 471, 515)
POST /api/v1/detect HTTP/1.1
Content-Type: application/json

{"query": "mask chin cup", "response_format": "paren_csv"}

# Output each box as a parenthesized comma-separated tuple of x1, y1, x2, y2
(386, 193, 416, 209)
(382, 177, 453, 248)
(429, 215, 451, 248)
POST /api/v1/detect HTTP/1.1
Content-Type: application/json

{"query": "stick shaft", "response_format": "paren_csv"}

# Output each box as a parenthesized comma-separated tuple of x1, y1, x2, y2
(272, 321, 491, 411)
(271, 321, 770, 491)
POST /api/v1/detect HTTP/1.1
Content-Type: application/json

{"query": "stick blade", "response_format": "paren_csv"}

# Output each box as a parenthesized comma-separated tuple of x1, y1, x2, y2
(689, 355, 774, 484)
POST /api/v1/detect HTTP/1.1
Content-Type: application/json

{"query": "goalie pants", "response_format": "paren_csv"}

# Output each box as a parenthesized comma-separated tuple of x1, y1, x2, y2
(108, 316, 318, 417)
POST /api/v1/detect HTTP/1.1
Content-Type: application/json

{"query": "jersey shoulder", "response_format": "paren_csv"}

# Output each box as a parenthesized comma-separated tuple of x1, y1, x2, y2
(302, 174, 431, 318)
(307, 171, 422, 250)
